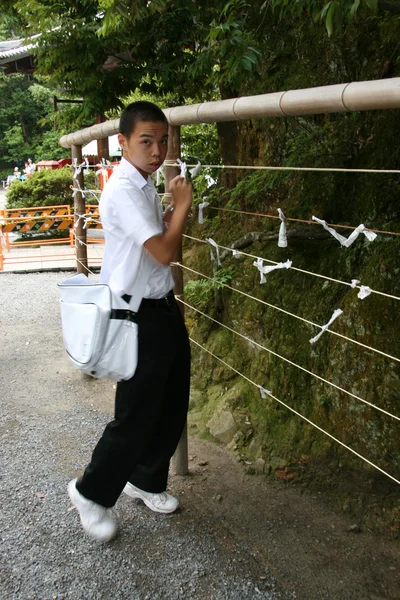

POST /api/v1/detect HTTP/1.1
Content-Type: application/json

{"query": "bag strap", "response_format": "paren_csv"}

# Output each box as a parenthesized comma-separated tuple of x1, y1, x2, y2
(124, 253, 153, 313)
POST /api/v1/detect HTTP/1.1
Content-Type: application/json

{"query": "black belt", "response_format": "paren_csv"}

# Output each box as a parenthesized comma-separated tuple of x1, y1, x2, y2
(121, 290, 175, 309)
(140, 290, 175, 308)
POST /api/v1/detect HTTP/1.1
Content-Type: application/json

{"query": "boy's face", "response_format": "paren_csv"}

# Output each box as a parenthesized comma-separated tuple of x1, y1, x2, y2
(118, 120, 168, 179)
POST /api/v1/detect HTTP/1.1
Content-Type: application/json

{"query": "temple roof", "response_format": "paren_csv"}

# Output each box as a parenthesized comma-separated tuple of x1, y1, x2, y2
(0, 34, 40, 66)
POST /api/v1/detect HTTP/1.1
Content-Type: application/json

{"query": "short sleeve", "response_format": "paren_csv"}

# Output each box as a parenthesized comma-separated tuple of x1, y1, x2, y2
(108, 178, 161, 247)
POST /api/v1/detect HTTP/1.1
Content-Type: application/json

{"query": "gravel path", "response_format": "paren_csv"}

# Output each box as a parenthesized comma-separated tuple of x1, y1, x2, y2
(0, 271, 295, 600)
(1, 271, 399, 600)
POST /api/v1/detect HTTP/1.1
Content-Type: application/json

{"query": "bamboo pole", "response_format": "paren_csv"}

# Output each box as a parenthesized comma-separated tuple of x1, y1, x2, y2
(71, 144, 88, 275)
(60, 78, 400, 148)
(164, 124, 189, 477)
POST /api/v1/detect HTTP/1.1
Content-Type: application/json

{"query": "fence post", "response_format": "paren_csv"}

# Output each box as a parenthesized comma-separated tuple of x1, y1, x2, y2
(165, 124, 189, 476)
(71, 144, 88, 274)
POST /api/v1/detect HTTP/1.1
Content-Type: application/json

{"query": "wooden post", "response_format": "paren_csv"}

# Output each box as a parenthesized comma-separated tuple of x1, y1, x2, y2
(165, 124, 189, 476)
(71, 144, 88, 275)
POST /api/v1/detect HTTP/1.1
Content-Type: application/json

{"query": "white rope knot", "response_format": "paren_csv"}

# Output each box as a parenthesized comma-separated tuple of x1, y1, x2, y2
(310, 308, 343, 344)
(277, 208, 287, 248)
(312, 216, 377, 247)
(198, 202, 209, 224)
(206, 237, 221, 266)
(258, 385, 272, 399)
(253, 258, 292, 284)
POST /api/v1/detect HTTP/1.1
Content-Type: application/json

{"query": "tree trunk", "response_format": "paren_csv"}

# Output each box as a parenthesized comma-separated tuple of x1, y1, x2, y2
(96, 114, 110, 161)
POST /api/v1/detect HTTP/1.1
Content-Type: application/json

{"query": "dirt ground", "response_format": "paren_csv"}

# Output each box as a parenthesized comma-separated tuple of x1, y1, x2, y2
(1, 271, 399, 600)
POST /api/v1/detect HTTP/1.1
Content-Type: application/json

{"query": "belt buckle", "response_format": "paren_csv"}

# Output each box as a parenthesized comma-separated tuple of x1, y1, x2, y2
(165, 293, 173, 308)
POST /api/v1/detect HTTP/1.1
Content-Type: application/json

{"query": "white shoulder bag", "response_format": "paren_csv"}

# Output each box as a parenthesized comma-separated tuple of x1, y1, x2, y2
(58, 266, 150, 381)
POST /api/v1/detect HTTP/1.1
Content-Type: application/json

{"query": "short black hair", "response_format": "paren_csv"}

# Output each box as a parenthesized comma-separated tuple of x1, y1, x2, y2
(119, 101, 168, 138)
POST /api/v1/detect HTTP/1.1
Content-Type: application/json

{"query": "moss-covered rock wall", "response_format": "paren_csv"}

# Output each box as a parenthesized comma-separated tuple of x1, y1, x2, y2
(183, 15, 400, 536)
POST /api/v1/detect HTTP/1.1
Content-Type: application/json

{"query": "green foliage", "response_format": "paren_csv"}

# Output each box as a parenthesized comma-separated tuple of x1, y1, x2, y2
(185, 279, 214, 312)
(272, 0, 381, 36)
(0, 73, 69, 171)
(184, 268, 234, 311)
(213, 267, 235, 288)
(6, 168, 97, 209)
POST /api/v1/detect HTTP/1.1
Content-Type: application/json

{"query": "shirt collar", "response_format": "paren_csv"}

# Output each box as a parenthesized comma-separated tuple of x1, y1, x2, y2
(119, 157, 151, 190)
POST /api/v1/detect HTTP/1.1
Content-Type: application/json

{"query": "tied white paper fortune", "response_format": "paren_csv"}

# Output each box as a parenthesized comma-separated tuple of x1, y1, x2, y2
(95, 158, 111, 177)
(206, 237, 222, 266)
(189, 161, 202, 178)
(74, 213, 100, 230)
(350, 279, 372, 300)
(72, 181, 85, 199)
(177, 158, 187, 179)
(198, 202, 209, 224)
(277, 208, 287, 248)
(258, 385, 272, 399)
(309, 308, 343, 344)
(312, 216, 377, 247)
(231, 249, 242, 259)
(73, 158, 88, 179)
(253, 258, 292, 284)
(156, 166, 165, 186)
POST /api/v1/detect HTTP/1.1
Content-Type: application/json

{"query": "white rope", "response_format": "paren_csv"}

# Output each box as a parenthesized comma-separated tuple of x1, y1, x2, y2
(182, 234, 400, 303)
(175, 262, 400, 366)
(74, 257, 97, 277)
(176, 296, 400, 422)
(188, 337, 400, 486)
(71, 186, 102, 199)
(164, 160, 400, 175)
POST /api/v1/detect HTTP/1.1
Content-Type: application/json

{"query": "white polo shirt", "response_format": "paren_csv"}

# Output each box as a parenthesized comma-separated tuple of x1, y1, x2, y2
(99, 157, 175, 299)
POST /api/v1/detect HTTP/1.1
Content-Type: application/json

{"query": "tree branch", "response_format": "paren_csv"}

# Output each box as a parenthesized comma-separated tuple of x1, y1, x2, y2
(219, 226, 330, 261)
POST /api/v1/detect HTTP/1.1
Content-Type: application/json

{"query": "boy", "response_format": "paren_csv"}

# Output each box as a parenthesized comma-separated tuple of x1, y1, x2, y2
(68, 101, 192, 542)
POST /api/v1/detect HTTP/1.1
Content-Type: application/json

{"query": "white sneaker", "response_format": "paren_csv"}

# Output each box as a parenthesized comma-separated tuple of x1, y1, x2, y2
(123, 482, 179, 514)
(67, 479, 117, 542)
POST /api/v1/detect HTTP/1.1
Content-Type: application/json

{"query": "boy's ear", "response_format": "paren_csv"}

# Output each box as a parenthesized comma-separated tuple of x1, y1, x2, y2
(117, 133, 126, 148)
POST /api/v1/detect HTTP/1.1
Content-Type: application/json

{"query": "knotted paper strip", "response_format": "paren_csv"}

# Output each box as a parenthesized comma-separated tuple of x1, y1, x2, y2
(309, 308, 343, 344)
(232, 249, 242, 259)
(189, 161, 202, 178)
(350, 279, 372, 299)
(358, 285, 372, 300)
(177, 158, 187, 179)
(258, 385, 272, 399)
(73, 158, 87, 179)
(198, 202, 209, 224)
(206, 237, 222, 266)
(253, 258, 292, 284)
(277, 208, 287, 248)
(74, 213, 100, 230)
(72, 181, 86, 199)
(312, 216, 377, 247)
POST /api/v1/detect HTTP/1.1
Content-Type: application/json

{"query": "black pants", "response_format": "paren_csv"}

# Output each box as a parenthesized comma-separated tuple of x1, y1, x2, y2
(76, 293, 190, 508)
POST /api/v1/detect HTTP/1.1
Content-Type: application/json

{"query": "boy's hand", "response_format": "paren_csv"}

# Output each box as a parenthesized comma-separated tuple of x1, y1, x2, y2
(169, 175, 192, 210)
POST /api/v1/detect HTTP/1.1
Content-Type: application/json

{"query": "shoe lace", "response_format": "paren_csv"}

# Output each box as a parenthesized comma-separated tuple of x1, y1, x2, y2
(156, 492, 168, 505)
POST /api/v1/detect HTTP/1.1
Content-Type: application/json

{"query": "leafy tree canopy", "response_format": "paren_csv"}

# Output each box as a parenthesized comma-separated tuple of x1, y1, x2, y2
(0, 72, 72, 177)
